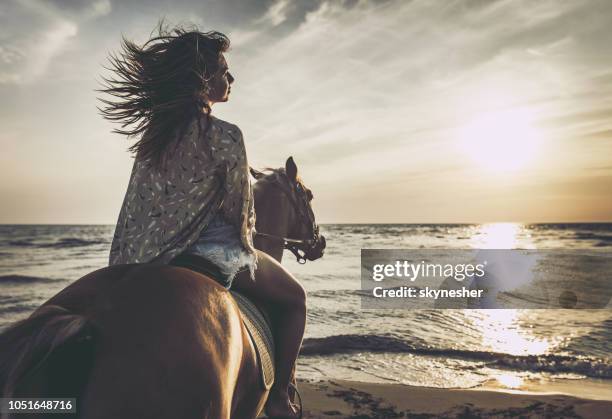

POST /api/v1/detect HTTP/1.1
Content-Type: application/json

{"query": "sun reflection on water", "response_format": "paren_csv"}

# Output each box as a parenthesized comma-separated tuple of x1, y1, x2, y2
(469, 222, 537, 249)
(467, 310, 556, 356)
(465, 224, 551, 356)
(492, 372, 524, 389)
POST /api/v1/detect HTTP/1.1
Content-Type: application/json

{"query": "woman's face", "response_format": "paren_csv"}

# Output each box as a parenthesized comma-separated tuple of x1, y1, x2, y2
(207, 54, 234, 105)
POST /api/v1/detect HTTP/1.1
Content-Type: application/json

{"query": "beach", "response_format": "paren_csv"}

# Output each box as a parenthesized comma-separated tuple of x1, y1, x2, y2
(294, 379, 612, 418)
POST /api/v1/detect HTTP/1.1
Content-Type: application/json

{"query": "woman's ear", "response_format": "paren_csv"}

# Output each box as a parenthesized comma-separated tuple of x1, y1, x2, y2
(285, 156, 298, 183)
(249, 166, 265, 180)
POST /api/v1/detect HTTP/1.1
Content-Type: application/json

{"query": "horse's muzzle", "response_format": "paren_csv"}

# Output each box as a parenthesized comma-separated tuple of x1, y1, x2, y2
(305, 234, 326, 260)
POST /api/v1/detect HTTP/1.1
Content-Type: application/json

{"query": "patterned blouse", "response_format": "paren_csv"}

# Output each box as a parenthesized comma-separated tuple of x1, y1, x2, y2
(108, 114, 256, 266)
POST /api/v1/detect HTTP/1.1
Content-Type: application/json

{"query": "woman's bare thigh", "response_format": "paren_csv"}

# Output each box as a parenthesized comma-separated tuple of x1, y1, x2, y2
(232, 250, 305, 308)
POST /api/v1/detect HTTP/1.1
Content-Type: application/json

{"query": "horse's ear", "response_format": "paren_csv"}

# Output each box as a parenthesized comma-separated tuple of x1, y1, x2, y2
(285, 156, 298, 183)
(250, 166, 265, 180)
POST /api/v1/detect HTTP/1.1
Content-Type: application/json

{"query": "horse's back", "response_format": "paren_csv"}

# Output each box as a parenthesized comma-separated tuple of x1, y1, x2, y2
(48, 264, 245, 419)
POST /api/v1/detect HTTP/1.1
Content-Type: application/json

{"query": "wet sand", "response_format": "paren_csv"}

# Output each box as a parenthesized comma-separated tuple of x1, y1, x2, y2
(290, 379, 612, 418)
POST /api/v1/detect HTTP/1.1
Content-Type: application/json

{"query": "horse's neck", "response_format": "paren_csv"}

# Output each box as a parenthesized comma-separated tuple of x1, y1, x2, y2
(253, 178, 290, 262)
(255, 238, 284, 263)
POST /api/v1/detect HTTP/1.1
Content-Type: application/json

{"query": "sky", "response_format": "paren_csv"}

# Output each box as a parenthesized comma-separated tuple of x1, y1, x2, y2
(1, 0, 611, 224)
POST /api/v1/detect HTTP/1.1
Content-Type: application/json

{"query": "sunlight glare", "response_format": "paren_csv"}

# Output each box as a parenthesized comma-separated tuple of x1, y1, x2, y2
(458, 109, 541, 173)
(471, 223, 520, 249)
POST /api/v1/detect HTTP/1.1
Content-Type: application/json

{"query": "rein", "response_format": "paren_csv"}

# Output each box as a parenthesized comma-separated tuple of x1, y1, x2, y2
(255, 232, 316, 264)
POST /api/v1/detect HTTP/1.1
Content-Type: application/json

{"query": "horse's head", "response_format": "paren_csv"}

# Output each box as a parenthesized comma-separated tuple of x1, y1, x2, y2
(251, 157, 326, 263)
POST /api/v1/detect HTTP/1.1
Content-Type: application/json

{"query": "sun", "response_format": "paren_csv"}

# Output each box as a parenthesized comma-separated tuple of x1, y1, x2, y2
(457, 109, 541, 173)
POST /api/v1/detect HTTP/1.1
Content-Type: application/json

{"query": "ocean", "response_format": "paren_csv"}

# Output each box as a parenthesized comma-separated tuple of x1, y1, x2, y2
(1, 223, 611, 396)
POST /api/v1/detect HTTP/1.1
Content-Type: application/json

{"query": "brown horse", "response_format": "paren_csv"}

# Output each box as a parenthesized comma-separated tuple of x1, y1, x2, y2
(0, 157, 325, 419)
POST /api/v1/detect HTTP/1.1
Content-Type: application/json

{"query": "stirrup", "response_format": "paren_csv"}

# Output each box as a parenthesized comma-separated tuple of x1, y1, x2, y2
(265, 383, 303, 419)
(289, 382, 303, 419)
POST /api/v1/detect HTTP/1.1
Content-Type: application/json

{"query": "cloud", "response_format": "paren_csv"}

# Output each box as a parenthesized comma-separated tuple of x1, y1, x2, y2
(224, 0, 612, 173)
(0, 0, 111, 85)
(22, 20, 79, 82)
(256, 0, 291, 26)
(2, 0, 612, 222)
(0, 45, 23, 64)
(44, 0, 112, 18)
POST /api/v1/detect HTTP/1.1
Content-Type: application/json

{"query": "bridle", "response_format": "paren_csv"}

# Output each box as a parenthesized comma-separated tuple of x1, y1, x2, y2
(254, 171, 325, 264)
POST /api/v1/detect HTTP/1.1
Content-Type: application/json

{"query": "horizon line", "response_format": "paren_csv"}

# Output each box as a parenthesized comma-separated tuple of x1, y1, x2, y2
(1, 221, 612, 226)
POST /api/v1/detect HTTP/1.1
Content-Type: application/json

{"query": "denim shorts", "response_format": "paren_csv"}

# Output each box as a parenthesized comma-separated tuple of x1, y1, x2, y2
(184, 213, 256, 289)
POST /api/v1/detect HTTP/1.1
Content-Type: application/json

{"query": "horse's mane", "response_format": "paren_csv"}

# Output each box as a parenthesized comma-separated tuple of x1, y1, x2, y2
(254, 167, 306, 190)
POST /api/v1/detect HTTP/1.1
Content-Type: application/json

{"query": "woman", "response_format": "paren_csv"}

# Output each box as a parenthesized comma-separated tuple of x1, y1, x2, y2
(100, 25, 304, 418)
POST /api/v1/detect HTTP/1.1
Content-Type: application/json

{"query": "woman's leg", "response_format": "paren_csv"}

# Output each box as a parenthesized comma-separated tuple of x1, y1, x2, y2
(232, 250, 306, 418)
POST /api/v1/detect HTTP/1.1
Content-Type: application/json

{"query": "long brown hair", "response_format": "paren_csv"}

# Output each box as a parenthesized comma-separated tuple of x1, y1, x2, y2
(98, 23, 230, 167)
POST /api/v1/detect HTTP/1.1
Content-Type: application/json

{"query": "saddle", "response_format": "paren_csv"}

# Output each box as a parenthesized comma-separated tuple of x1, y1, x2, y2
(169, 254, 275, 390)
(230, 291, 275, 390)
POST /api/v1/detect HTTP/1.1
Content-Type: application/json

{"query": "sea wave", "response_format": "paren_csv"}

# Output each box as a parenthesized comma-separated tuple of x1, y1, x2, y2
(301, 334, 612, 379)
(0, 303, 40, 315)
(7, 238, 107, 249)
(0, 275, 60, 284)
